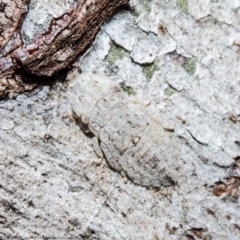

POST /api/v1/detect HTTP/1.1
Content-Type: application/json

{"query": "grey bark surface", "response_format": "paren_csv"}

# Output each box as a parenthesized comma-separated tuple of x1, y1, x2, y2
(1, 0, 240, 239)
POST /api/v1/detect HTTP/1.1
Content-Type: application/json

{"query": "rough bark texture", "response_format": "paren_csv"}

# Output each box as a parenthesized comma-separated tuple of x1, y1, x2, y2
(1, 0, 240, 239)
(0, 0, 35, 97)
(16, 0, 129, 76)
(0, 0, 129, 97)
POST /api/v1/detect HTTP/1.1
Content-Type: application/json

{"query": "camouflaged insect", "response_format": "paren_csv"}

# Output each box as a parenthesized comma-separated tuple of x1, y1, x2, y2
(70, 73, 182, 187)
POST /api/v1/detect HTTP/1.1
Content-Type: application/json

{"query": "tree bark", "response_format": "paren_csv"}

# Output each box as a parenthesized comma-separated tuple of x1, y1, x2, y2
(1, 0, 240, 239)
(0, 0, 129, 97)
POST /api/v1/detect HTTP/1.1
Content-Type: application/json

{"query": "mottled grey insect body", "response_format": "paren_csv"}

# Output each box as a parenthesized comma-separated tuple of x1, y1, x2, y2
(70, 73, 182, 187)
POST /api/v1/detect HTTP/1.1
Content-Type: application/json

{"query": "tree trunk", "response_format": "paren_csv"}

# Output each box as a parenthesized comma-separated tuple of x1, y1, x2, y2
(0, 0, 240, 239)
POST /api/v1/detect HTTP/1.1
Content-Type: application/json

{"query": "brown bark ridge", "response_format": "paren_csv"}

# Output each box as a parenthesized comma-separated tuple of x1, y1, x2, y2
(0, 0, 35, 97)
(0, 0, 129, 98)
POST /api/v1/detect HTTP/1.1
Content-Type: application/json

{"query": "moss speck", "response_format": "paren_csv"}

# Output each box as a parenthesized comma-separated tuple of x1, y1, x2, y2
(164, 87, 177, 96)
(68, 186, 84, 193)
(106, 44, 129, 65)
(142, 61, 158, 81)
(122, 85, 137, 96)
(176, 0, 189, 14)
(142, 0, 151, 13)
(134, 0, 152, 16)
(183, 58, 196, 76)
